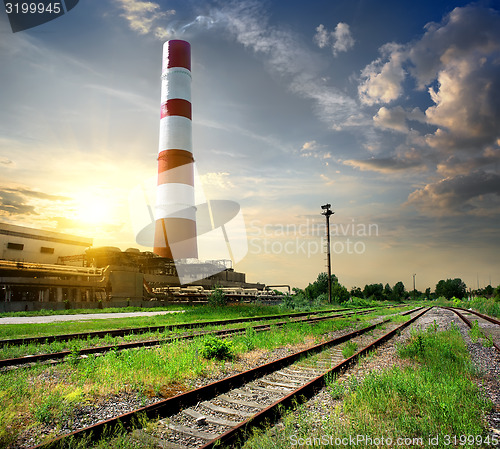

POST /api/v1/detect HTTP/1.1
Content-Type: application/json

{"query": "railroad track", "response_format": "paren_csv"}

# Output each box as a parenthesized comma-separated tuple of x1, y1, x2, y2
(0, 307, 400, 369)
(28, 306, 429, 449)
(0, 307, 363, 347)
(444, 307, 500, 352)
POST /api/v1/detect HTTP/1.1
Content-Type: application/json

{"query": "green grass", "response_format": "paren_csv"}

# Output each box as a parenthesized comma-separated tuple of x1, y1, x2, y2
(468, 296, 500, 319)
(0, 303, 343, 340)
(242, 324, 492, 449)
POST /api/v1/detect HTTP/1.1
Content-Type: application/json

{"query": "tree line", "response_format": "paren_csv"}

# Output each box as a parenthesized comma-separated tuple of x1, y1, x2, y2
(296, 272, 500, 303)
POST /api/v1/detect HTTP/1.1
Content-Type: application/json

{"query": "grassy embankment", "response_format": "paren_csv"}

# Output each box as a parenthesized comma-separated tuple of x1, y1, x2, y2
(0, 303, 345, 340)
(421, 296, 500, 319)
(0, 306, 408, 447)
(243, 324, 493, 449)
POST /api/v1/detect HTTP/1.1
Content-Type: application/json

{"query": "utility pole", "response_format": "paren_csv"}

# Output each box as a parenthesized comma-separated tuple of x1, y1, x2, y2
(413, 273, 416, 300)
(321, 204, 334, 303)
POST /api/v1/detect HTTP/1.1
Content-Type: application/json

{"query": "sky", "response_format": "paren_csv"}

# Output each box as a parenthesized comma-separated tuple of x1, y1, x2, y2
(1, 0, 500, 292)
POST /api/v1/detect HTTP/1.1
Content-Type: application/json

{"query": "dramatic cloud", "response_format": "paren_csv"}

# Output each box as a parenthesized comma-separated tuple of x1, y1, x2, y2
(314, 22, 355, 56)
(406, 171, 500, 215)
(436, 147, 500, 177)
(424, 57, 500, 151)
(0, 187, 69, 216)
(355, 5, 500, 215)
(360, 5, 500, 148)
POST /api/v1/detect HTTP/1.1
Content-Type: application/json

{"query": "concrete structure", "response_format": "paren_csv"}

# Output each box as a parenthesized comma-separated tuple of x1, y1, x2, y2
(0, 222, 92, 264)
(154, 39, 198, 260)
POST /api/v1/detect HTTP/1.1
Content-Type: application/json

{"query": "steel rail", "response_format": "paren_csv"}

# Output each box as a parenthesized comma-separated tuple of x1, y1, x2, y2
(0, 308, 386, 369)
(443, 307, 500, 352)
(27, 307, 422, 449)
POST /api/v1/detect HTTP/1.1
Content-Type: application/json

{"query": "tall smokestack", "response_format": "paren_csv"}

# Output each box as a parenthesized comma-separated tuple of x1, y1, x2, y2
(154, 40, 198, 259)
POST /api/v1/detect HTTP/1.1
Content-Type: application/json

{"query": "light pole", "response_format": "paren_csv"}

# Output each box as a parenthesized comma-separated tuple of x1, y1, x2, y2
(321, 204, 334, 303)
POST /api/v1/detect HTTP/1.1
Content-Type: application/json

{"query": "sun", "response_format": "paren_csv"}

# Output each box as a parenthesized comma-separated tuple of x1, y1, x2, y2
(72, 192, 116, 226)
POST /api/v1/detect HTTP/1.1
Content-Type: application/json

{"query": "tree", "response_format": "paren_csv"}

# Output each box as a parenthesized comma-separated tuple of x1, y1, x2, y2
(305, 272, 338, 300)
(392, 281, 406, 301)
(435, 278, 467, 300)
(350, 286, 363, 298)
(383, 283, 392, 300)
(363, 283, 384, 301)
(332, 283, 350, 303)
(483, 285, 494, 297)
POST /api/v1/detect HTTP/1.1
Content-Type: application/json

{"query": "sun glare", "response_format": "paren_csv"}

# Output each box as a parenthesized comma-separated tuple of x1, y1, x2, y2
(73, 193, 116, 226)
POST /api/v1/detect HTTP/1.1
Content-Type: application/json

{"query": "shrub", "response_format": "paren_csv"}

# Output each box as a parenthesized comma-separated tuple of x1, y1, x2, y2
(279, 292, 311, 311)
(200, 336, 234, 360)
(207, 287, 227, 307)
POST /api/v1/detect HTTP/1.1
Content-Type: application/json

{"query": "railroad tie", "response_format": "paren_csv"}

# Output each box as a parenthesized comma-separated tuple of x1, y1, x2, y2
(258, 379, 300, 389)
(182, 408, 238, 427)
(131, 429, 189, 449)
(218, 394, 266, 409)
(165, 422, 219, 441)
(276, 369, 317, 380)
(272, 374, 306, 385)
(200, 401, 254, 417)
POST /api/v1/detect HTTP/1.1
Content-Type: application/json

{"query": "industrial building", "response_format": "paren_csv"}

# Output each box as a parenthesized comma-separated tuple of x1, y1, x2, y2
(0, 222, 263, 312)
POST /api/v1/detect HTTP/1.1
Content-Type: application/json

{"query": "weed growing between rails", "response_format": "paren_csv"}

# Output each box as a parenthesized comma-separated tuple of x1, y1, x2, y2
(468, 320, 495, 348)
(242, 324, 493, 449)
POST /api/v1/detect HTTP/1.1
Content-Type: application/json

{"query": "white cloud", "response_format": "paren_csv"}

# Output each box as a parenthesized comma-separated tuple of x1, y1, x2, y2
(314, 22, 355, 56)
(358, 42, 407, 105)
(199, 172, 235, 190)
(113, 0, 175, 39)
(300, 140, 331, 161)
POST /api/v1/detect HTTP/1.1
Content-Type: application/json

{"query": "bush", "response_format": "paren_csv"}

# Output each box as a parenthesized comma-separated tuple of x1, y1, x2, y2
(207, 287, 227, 307)
(200, 336, 234, 360)
(280, 292, 311, 311)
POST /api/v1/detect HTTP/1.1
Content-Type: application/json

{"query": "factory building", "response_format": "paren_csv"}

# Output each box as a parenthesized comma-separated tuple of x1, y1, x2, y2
(0, 222, 262, 312)
(0, 222, 92, 264)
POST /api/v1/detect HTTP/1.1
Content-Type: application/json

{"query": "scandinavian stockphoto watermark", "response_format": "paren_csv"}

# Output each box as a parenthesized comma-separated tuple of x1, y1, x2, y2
(290, 434, 499, 447)
(248, 218, 379, 257)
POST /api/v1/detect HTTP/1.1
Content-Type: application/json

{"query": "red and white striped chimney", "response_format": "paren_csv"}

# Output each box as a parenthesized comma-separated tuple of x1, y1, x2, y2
(154, 40, 198, 259)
